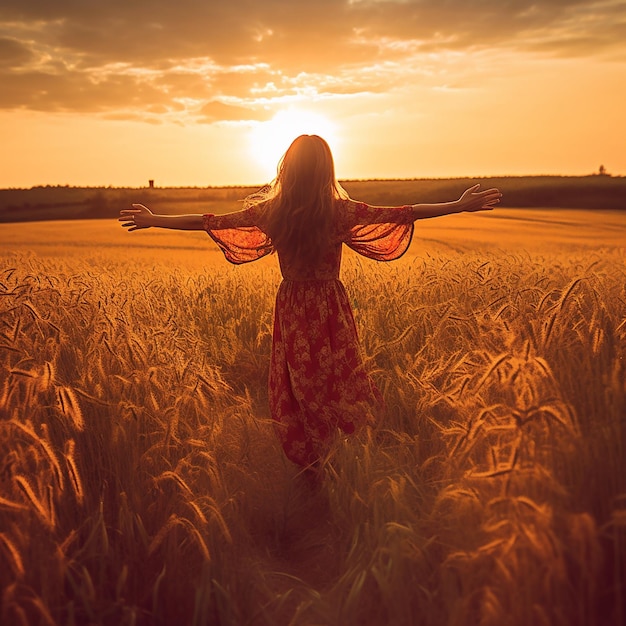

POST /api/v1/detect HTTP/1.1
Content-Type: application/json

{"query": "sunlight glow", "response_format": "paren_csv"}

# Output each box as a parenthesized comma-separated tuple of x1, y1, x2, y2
(248, 109, 339, 180)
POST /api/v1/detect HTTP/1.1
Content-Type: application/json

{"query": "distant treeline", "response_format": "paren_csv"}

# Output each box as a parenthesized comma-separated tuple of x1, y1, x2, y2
(0, 176, 624, 223)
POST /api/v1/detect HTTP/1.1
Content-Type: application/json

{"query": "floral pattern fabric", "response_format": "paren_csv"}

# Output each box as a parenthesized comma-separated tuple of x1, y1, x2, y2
(203, 200, 414, 466)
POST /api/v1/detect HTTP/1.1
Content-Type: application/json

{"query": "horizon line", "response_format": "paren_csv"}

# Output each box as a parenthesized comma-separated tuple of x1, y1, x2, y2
(1, 172, 621, 192)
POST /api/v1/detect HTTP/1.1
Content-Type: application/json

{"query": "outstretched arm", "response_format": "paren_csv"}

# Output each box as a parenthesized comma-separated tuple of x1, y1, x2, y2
(345, 185, 501, 261)
(119, 204, 204, 232)
(412, 184, 501, 220)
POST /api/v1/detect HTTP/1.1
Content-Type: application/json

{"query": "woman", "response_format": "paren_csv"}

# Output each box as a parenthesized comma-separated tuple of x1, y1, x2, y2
(120, 135, 501, 471)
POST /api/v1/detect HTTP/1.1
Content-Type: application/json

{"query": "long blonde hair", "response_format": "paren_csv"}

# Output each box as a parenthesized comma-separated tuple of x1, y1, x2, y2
(247, 134, 348, 265)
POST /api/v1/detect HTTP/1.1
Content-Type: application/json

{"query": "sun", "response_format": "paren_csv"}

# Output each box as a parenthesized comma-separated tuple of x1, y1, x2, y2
(249, 109, 338, 180)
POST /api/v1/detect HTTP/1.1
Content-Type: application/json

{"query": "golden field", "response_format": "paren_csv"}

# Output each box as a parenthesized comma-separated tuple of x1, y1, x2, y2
(0, 208, 625, 625)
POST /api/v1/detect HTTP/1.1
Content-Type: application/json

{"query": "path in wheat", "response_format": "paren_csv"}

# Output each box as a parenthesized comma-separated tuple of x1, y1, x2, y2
(226, 393, 346, 621)
(248, 469, 343, 621)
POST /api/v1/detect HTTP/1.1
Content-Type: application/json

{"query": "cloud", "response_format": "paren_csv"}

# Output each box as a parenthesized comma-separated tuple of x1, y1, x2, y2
(0, 0, 624, 120)
(0, 36, 35, 67)
(197, 100, 273, 123)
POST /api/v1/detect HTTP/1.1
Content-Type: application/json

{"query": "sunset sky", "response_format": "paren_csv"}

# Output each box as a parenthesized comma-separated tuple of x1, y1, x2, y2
(1, 0, 625, 187)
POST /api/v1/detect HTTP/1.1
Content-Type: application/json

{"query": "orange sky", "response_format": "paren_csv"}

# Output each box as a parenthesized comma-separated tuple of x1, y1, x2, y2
(1, 0, 625, 187)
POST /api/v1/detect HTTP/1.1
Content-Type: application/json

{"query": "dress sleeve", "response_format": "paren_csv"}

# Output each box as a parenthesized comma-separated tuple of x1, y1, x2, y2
(203, 206, 273, 264)
(343, 201, 415, 261)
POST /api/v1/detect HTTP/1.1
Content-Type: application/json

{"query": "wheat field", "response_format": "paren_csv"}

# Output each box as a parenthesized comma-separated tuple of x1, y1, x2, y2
(1, 209, 625, 625)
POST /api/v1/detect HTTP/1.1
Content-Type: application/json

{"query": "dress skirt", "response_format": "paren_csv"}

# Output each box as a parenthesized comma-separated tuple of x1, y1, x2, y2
(268, 278, 380, 466)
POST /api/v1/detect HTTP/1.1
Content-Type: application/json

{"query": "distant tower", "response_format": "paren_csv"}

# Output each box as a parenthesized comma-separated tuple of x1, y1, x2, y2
(598, 165, 606, 176)
(149, 179, 154, 188)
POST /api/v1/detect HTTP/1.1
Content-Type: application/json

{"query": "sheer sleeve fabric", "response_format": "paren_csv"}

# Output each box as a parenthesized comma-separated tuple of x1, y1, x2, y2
(343, 201, 415, 261)
(203, 206, 273, 264)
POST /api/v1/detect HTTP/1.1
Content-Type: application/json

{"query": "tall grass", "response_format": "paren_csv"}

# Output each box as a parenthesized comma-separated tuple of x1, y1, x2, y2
(0, 247, 624, 625)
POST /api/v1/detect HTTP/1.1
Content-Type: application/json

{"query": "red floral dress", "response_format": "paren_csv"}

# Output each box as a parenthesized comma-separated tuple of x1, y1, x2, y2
(203, 200, 414, 467)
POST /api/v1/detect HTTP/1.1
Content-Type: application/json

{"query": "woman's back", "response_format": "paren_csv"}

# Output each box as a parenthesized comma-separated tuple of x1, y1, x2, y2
(270, 198, 346, 282)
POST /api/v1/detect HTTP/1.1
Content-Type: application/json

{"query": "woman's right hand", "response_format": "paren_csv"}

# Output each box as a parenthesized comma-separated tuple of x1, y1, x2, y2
(119, 204, 154, 231)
